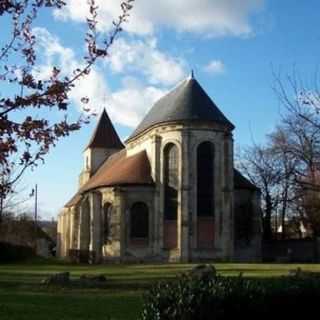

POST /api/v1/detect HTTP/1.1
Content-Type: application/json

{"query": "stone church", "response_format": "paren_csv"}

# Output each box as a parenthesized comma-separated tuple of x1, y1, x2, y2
(57, 75, 262, 263)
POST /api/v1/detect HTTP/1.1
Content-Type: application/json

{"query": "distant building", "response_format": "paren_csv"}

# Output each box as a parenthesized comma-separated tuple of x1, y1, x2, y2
(275, 219, 311, 239)
(57, 75, 262, 263)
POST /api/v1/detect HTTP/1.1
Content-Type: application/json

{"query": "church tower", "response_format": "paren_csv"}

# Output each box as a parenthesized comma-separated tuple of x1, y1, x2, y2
(79, 109, 124, 187)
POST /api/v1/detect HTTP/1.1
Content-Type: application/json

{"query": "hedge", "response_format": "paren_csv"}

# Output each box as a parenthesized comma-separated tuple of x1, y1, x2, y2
(141, 269, 320, 320)
(0, 242, 35, 262)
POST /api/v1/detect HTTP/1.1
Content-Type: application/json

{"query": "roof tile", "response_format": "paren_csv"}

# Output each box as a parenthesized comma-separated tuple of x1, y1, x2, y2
(64, 150, 154, 207)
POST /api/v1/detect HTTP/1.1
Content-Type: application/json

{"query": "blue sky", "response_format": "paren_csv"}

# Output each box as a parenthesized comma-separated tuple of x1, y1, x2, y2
(4, 0, 320, 219)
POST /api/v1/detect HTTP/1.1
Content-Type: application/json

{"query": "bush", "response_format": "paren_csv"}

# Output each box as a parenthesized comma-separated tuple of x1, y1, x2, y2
(141, 269, 320, 320)
(0, 241, 35, 262)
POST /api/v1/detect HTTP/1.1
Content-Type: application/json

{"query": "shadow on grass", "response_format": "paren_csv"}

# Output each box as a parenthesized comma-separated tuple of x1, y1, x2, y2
(0, 290, 142, 320)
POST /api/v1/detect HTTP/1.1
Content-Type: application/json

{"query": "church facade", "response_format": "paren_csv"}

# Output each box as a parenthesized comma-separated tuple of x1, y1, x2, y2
(57, 76, 262, 263)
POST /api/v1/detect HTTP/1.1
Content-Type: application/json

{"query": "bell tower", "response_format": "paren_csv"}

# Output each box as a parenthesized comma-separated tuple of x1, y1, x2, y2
(79, 109, 124, 187)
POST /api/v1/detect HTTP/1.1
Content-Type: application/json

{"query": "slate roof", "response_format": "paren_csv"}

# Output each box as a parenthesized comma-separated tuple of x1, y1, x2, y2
(64, 150, 154, 207)
(234, 169, 259, 191)
(127, 77, 234, 141)
(86, 109, 124, 150)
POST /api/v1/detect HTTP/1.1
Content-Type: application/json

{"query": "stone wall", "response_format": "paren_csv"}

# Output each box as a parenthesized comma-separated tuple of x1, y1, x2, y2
(122, 186, 156, 262)
(79, 148, 121, 187)
(57, 121, 262, 263)
(234, 189, 262, 262)
(127, 122, 235, 262)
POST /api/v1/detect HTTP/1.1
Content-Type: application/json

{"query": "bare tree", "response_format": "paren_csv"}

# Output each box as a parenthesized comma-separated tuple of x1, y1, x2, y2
(269, 126, 298, 238)
(273, 68, 320, 132)
(273, 71, 320, 237)
(238, 70, 320, 240)
(237, 144, 282, 240)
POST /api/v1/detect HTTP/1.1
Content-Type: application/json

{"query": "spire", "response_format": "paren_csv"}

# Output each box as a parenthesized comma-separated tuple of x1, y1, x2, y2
(86, 109, 124, 150)
(187, 69, 195, 80)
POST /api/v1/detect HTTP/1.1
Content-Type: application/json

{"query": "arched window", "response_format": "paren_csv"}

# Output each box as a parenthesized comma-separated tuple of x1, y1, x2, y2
(164, 143, 179, 220)
(80, 197, 91, 250)
(130, 202, 149, 239)
(73, 209, 80, 248)
(197, 141, 214, 216)
(103, 202, 112, 244)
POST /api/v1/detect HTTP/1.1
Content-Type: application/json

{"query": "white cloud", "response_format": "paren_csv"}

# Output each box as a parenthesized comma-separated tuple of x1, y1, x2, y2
(33, 27, 76, 79)
(106, 77, 167, 128)
(70, 74, 166, 129)
(32, 28, 168, 128)
(203, 60, 225, 75)
(32, 27, 109, 115)
(108, 37, 186, 86)
(54, 0, 264, 37)
(70, 69, 109, 114)
(53, 0, 153, 36)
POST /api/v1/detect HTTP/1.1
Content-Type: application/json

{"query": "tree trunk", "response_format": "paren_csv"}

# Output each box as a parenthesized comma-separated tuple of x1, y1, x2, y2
(263, 192, 273, 241)
(0, 194, 3, 226)
(281, 190, 288, 240)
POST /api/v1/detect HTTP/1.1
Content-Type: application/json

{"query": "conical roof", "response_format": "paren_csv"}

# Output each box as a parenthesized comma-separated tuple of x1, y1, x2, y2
(127, 77, 234, 141)
(86, 109, 124, 150)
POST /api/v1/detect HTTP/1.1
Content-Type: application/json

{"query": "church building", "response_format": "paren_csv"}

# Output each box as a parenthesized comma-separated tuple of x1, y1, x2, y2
(57, 75, 262, 263)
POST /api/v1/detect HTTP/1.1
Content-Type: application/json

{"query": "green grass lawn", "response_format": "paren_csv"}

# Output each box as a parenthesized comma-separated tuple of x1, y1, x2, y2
(1, 261, 320, 320)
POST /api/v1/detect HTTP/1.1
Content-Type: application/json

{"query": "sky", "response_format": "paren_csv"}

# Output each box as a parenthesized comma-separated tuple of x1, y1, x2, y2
(2, 0, 320, 219)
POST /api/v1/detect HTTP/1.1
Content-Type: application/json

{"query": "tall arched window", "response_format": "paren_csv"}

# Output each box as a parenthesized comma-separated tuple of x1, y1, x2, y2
(103, 202, 112, 244)
(80, 197, 91, 251)
(130, 202, 149, 240)
(73, 209, 80, 249)
(164, 143, 179, 220)
(163, 143, 179, 249)
(197, 141, 214, 216)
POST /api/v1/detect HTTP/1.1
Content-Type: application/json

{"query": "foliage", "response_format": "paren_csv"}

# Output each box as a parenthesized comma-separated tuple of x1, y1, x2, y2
(141, 272, 320, 320)
(0, 0, 133, 211)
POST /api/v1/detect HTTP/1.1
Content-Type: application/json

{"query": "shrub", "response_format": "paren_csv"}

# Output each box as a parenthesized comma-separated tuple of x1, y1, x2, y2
(141, 269, 320, 320)
(0, 241, 35, 262)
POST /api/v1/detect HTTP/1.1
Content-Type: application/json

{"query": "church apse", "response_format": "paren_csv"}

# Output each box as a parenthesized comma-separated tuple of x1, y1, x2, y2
(57, 75, 262, 263)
